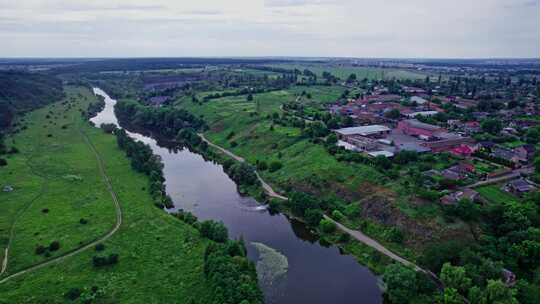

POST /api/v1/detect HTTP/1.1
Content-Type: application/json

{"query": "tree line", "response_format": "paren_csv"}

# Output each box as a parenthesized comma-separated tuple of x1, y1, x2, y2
(115, 99, 205, 138)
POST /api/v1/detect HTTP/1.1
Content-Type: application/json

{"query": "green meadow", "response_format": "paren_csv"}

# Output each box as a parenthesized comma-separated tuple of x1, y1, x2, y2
(0, 86, 213, 303)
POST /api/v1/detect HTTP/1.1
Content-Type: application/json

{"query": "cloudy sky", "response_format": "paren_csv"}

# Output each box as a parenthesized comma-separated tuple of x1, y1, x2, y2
(1, 0, 539, 58)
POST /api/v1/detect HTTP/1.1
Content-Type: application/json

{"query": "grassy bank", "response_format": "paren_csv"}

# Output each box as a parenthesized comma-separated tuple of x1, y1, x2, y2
(0, 86, 218, 303)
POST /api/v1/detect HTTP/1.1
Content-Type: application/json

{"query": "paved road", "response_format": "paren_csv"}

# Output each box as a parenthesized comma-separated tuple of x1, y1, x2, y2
(0, 127, 123, 284)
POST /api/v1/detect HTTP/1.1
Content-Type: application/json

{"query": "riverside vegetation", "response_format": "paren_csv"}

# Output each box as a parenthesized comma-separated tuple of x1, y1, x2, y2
(0, 82, 262, 303)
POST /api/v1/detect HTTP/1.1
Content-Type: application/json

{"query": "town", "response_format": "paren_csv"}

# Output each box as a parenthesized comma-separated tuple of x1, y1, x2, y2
(317, 71, 540, 208)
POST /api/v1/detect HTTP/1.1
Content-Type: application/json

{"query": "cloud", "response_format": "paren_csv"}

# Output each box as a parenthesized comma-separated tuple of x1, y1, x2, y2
(264, 0, 327, 7)
(0, 0, 539, 58)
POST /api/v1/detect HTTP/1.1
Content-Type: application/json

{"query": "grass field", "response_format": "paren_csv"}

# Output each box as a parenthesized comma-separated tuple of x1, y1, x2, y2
(477, 185, 521, 204)
(0, 86, 214, 303)
(182, 88, 383, 200)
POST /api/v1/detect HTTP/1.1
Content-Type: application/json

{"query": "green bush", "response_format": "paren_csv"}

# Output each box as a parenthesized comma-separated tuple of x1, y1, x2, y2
(268, 161, 283, 172)
(319, 219, 336, 233)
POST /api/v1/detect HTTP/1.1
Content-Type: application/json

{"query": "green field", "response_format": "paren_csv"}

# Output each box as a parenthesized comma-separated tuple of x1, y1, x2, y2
(0, 86, 214, 303)
(181, 88, 383, 199)
(476, 185, 521, 204)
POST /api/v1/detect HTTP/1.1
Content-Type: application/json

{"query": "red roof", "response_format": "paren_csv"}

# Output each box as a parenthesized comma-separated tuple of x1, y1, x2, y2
(451, 145, 474, 156)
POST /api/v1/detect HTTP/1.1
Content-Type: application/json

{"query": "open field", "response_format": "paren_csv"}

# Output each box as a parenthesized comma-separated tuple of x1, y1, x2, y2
(476, 184, 521, 204)
(0, 86, 213, 303)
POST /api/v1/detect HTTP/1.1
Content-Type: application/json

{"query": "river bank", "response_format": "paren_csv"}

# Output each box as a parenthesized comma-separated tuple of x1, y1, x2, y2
(92, 88, 383, 304)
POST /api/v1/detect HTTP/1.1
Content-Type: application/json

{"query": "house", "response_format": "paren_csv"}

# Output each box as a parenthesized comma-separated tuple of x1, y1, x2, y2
(506, 179, 532, 195)
(335, 125, 391, 139)
(410, 96, 428, 105)
(440, 188, 479, 205)
(492, 147, 520, 164)
(423, 137, 475, 153)
(367, 151, 395, 158)
(514, 144, 535, 162)
(441, 168, 463, 180)
(451, 145, 475, 157)
(463, 121, 481, 134)
(405, 111, 439, 118)
(441, 163, 474, 180)
(397, 119, 445, 138)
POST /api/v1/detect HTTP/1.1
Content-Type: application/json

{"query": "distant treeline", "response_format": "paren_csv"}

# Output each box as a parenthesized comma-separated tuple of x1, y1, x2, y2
(52, 58, 293, 73)
(115, 99, 205, 138)
(0, 71, 64, 154)
(0, 71, 64, 129)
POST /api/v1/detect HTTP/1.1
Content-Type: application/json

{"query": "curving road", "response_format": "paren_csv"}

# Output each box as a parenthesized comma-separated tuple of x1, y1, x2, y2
(0, 126, 123, 284)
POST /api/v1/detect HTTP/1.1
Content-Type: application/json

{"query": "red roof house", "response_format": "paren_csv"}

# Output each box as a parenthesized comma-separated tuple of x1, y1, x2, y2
(451, 145, 474, 157)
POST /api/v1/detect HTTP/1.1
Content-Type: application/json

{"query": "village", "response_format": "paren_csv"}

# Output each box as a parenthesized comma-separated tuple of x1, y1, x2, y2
(329, 77, 539, 208)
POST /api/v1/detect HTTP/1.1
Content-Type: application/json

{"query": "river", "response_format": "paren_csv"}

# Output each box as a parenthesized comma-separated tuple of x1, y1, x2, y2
(90, 88, 382, 304)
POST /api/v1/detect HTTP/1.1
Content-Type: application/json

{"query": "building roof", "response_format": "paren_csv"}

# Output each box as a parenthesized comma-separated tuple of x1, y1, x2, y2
(508, 179, 532, 192)
(410, 96, 428, 104)
(335, 125, 391, 136)
(368, 151, 395, 158)
(406, 111, 439, 118)
(402, 119, 442, 131)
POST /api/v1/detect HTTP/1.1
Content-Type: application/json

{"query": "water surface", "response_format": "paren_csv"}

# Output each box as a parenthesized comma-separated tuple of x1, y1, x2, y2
(91, 87, 382, 304)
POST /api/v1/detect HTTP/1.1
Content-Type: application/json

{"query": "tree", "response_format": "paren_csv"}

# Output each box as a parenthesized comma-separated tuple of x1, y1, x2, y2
(247, 94, 253, 101)
(347, 73, 357, 83)
(440, 263, 472, 295)
(484, 280, 518, 304)
(268, 161, 283, 172)
(385, 108, 401, 119)
(305, 208, 323, 226)
(481, 118, 503, 135)
(440, 288, 463, 304)
(319, 218, 336, 233)
(383, 264, 417, 303)
(200, 220, 228, 243)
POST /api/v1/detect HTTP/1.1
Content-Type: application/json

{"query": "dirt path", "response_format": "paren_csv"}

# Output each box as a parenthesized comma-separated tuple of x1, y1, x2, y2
(198, 133, 288, 200)
(0, 127, 123, 284)
(197, 133, 439, 278)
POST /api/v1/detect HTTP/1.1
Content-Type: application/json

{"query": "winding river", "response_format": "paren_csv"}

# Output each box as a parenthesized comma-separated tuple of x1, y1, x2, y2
(90, 88, 382, 304)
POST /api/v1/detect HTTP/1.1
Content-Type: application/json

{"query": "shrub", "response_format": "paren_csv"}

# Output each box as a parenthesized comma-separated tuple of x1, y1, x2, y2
(338, 233, 351, 243)
(0, 158, 7, 166)
(332, 210, 344, 221)
(319, 219, 337, 233)
(92, 254, 119, 267)
(257, 160, 268, 171)
(230, 141, 237, 147)
(268, 161, 283, 172)
(41, 208, 49, 213)
(304, 208, 323, 227)
(79, 218, 88, 224)
(49, 241, 60, 251)
(95, 243, 105, 251)
(64, 288, 82, 301)
(35, 245, 46, 255)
